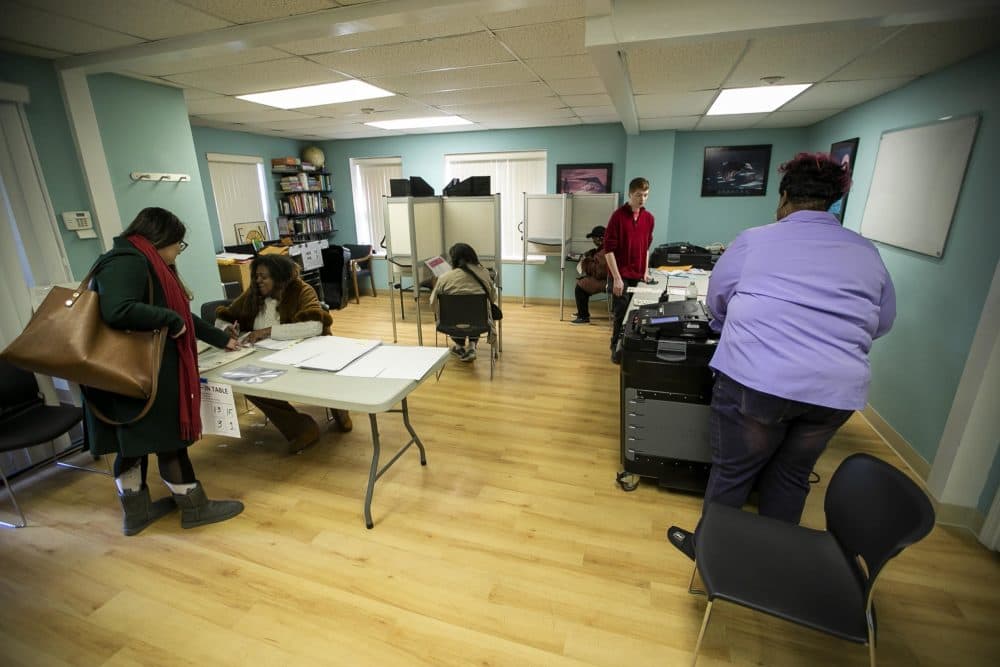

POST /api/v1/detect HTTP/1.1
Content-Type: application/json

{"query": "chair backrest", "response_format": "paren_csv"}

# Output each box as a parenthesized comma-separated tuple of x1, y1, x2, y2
(825, 453, 935, 591)
(436, 293, 490, 336)
(0, 359, 43, 417)
(345, 244, 372, 271)
(199, 299, 232, 322)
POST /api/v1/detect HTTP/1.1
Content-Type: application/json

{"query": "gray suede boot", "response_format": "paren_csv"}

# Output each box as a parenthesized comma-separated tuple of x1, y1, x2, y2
(171, 482, 244, 529)
(119, 485, 176, 536)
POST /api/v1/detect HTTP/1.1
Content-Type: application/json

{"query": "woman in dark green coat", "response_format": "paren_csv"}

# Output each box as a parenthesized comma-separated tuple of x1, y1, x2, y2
(85, 207, 243, 535)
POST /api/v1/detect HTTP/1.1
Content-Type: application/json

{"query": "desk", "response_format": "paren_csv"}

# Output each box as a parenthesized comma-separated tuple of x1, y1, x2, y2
(200, 346, 449, 528)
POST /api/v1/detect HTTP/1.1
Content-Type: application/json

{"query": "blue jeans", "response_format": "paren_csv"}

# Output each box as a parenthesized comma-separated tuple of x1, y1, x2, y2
(703, 373, 853, 524)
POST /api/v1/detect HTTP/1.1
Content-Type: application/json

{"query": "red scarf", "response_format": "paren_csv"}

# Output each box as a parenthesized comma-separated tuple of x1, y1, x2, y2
(126, 235, 201, 440)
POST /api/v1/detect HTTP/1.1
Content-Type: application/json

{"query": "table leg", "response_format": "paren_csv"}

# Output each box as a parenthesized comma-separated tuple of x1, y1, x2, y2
(362, 398, 428, 529)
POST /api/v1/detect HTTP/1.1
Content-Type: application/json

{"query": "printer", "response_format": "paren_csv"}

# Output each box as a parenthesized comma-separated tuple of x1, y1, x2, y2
(634, 300, 711, 341)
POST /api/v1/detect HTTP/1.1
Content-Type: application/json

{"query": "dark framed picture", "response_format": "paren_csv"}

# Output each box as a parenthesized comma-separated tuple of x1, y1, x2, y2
(556, 163, 612, 194)
(828, 138, 859, 220)
(701, 145, 772, 197)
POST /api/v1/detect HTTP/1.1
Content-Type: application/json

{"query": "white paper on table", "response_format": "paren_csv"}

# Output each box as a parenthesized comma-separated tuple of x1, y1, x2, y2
(198, 345, 256, 372)
(252, 337, 301, 351)
(337, 345, 444, 380)
(667, 273, 710, 296)
(199, 380, 240, 438)
(260, 337, 335, 366)
(263, 336, 381, 370)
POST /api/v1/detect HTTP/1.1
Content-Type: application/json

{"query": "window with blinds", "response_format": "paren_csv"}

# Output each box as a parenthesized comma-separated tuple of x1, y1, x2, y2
(443, 150, 547, 260)
(349, 156, 402, 252)
(205, 153, 270, 247)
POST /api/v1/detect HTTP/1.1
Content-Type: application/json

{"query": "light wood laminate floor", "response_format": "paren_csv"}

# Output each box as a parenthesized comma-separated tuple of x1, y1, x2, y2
(0, 295, 997, 666)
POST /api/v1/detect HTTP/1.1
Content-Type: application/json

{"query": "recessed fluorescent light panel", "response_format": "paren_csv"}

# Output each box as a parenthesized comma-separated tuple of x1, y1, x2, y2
(238, 80, 394, 109)
(365, 116, 473, 130)
(707, 84, 811, 115)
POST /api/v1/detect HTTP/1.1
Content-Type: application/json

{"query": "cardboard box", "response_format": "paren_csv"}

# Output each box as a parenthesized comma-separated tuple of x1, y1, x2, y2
(217, 261, 252, 292)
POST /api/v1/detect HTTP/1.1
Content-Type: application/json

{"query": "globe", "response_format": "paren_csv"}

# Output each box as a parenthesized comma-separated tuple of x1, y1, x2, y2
(301, 145, 326, 169)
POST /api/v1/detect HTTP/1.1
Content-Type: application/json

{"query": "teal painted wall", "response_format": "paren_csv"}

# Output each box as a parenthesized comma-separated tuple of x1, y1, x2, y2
(321, 124, 627, 298)
(625, 131, 676, 247)
(981, 442, 1000, 515)
(0, 51, 99, 278)
(88, 74, 222, 306)
(189, 125, 305, 251)
(808, 47, 1000, 464)
(667, 128, 808, 247)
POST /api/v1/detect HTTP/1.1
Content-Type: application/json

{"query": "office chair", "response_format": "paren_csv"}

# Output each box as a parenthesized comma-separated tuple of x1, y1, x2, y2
(344, 243, 377, 303)
(434, 294, 497, 380)
(689, 453, 935, 667)
(0, 359, 85, 528)
(200, 299, 232, 322)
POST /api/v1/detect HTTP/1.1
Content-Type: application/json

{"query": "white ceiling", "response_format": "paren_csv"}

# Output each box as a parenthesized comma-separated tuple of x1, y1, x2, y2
(2, 0, 999, 139)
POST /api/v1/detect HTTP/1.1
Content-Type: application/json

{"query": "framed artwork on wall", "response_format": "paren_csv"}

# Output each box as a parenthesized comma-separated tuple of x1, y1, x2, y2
(828, 137, 860, 220)
(556, 163, 613, 194)
(234, 221, 268, 244)
(701, 145, 772, 197)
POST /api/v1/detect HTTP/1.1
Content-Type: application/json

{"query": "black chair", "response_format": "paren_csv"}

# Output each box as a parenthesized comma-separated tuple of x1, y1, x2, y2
(690, 453, 935, 667)
(434, 294, 497, 380)
(320, 245, 351, 310)
(0, 360, 85, 528)
(200, 299, 232, 322)
(344, 243, 377, 303)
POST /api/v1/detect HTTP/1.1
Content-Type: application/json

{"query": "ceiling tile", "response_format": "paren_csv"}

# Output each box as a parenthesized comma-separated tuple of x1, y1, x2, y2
(626, 39, 747, 94)
(273, 17, 482, 54)
(0, 4, 143, 54)
(186, 96, 266, 114)
(635, 91, 716, 117)
(573, 105, 617, 118)
(174, 0, 337, 24)
(580, 114, 622, 125)
(195, 108, 317, 123)
(480, 0, 586, 30)
(754, 109, 841, 128)
(525, 54, 598, 81)
(409, 82, 552, 106)
(0, 38, 69, 59)
(479, 117, 581, 129)
(20, 0, 232, 40)
(695, 113, 769, 130)
(369, 62, 537, 95)
(309, 32, 510, 78)
(242, 117, 343, 130)
(439, 97, 566, 115)
(724, 26, 897, 87)
(834, 18, 1000, 80)
(639, 117, 700, 131)
(302, 96, 433, 118)
(547, 77, 606, 95)
(561, 94, 612, 107)
(130, 46, 292, 77)
(164, 57, 347, 95)
(495, 19, 585, 59)
(182, 88, 223, 101)
(782, 78, 914, 111)
(461, 108, 577, 123)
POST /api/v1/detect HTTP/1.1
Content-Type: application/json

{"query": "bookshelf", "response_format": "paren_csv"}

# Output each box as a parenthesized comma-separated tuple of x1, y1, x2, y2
(272, 157, 336, 243)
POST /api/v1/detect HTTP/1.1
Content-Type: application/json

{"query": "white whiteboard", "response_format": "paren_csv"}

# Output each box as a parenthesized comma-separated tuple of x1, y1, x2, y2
(860, 115, 978, 257)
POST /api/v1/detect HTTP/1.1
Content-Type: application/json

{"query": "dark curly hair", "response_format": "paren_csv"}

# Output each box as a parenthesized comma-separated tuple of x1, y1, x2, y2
(245, 254, 299, 314)
(777, 152, 851, 211)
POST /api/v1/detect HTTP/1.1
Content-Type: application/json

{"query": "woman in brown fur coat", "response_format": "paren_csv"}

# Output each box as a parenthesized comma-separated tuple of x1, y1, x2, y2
(216, 254, 352, 453)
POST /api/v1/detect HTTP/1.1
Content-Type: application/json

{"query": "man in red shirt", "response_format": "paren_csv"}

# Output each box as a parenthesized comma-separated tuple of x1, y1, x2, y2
(604, 177, 654, 363)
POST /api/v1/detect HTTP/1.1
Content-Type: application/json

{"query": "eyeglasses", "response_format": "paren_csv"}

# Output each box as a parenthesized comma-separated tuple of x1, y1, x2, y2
(178, 241, 188, 253)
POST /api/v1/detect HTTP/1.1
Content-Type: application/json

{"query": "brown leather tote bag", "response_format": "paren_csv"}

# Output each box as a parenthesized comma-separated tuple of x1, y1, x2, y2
(1, 266, 166, 424)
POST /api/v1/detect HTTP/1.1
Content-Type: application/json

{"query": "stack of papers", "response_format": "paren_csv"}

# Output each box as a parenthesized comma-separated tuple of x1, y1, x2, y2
(262, 336, 381, 371)
(198, 345, 256, 372)
(338, 346, 445, 380)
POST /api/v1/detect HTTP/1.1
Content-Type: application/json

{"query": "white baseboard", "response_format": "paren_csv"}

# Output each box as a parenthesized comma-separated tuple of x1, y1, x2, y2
(858, 405, 986, 533)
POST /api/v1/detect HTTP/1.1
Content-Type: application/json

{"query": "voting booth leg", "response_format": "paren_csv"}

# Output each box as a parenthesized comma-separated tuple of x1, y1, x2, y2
(363, 398, 427, 529)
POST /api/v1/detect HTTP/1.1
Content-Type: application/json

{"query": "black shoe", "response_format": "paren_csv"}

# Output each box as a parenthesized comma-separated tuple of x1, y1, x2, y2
(570, 316, 590, 325)
(667, 525, 696, 561)
(611, 348, 622, 365)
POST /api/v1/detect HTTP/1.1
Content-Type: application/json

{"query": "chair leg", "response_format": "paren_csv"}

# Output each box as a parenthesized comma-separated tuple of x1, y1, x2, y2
(687, 564, 706, 596)
(369, 272, 377, 297)
(0, 466, 28, 529)
(351, 268, 361, 305)
(691, 600, 713, 667)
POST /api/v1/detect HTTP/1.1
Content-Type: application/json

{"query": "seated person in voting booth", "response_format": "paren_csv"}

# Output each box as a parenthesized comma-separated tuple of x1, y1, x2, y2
(429, 243, 497, 363)
(668, 152, 896, 560)
(570, 225, 608, 325)
(215, 254, 353, 453)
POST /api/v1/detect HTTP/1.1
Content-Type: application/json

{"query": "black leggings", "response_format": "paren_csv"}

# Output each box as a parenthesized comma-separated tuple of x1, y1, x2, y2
(114, 449, 196, 485)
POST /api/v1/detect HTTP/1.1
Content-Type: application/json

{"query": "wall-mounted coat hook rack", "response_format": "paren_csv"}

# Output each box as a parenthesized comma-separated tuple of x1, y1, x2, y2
(130, 172, 191, 183)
